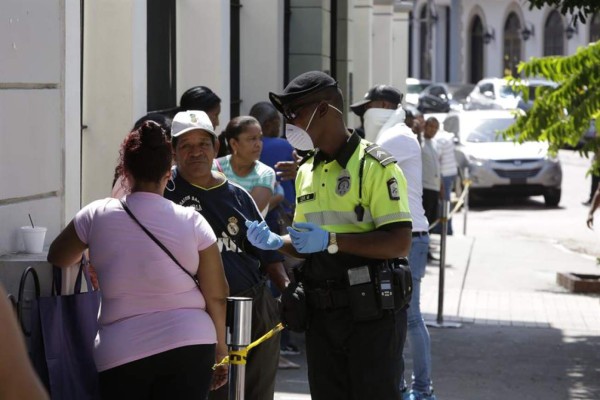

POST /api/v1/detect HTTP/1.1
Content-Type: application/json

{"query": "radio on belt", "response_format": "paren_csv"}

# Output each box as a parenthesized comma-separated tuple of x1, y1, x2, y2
(378, 265, 395, 310)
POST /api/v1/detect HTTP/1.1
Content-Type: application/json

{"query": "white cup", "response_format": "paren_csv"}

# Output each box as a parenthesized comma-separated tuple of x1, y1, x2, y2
(21, 226, 47, 254)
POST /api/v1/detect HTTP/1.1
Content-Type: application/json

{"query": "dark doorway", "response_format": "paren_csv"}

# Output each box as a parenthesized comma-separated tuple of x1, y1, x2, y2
(230, 0, 242, 118)
(147, 0, 176, 111)
(503, 12, 522, 77)
(469, 15, 484, 83)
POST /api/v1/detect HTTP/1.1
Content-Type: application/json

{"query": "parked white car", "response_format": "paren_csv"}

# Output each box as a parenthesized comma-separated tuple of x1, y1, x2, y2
(465, 78, 556, 111)
(443, 110, 562, 206)
(405, 77, 431, 105)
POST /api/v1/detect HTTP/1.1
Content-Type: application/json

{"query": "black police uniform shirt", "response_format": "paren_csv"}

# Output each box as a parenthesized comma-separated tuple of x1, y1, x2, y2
(164, 170, 284, 295)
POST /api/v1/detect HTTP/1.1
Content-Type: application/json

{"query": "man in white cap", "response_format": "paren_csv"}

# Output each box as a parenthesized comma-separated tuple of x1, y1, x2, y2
(164, 110, 290, 400)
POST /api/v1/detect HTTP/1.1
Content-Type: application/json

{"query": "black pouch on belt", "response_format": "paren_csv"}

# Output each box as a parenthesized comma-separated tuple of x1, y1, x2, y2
(390, 258, 413, 310)
(346, 265, 382, 321)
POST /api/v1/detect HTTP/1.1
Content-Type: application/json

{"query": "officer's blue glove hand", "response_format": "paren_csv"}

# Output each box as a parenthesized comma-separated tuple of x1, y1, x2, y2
(286, 222, 329, 253)
(245, 220, 283, 250)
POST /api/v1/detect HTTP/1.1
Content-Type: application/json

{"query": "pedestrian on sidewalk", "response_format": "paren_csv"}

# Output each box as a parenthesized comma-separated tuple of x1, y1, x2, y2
(49, 120, 229, 398)
(245, 71, 413, 400)
(375, 98, 438, 400)
(432, 128, 458, 235)
(586, 184, 600, 229)
(422, 117, 442, 261)
(164, 110, 290, 400)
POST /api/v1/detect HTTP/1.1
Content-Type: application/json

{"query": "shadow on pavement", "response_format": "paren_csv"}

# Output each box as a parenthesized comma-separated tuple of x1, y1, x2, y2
(276, 323, 600, 400)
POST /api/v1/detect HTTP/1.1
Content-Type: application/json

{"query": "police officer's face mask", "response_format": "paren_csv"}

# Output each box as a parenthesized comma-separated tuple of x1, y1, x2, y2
(285, 103, 343, 151)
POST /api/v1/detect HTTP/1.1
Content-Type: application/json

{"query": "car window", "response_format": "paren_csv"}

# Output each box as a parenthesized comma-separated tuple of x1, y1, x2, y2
(464, 118, 515, 142)
(408, 83, 431, 94)
(430, 86, 445, 97)
(498, 85, 517, 98)
(479, 83, 494, 95)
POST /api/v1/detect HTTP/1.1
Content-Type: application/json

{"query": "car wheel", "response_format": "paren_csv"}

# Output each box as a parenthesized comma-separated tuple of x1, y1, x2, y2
(544, 188, 561, 207)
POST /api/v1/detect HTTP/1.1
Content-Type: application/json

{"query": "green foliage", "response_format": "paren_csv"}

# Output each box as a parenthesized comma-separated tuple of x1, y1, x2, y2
(526, 0, 599, 22)
(505, 41, 600, 169)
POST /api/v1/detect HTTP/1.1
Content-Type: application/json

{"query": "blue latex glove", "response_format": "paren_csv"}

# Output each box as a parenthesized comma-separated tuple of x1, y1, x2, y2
(286, 222, 329, 254)
(245, 220, 283, 250)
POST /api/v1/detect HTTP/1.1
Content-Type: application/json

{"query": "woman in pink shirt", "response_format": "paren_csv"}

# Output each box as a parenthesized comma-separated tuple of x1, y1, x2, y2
(48, 121, 229, 399)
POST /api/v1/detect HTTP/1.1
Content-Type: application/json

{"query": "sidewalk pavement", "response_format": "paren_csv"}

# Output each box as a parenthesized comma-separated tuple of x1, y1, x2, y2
(275, 233, 600, 400)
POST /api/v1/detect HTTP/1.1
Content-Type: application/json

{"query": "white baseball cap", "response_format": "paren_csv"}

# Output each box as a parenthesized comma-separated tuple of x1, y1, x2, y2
(171, 110, 215, 138)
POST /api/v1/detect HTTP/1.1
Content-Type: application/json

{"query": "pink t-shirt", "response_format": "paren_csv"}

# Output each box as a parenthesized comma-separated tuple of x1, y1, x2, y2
(73, 192, 218, 371)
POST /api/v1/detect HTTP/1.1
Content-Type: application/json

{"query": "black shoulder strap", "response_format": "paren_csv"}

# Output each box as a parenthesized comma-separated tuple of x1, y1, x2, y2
(297, 150, 316, 166)
(120, 200, 199, 287)
(364, 143, 396, 166)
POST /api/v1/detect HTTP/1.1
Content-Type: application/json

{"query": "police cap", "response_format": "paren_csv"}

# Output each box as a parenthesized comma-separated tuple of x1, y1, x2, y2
(269, 71, 338, 117)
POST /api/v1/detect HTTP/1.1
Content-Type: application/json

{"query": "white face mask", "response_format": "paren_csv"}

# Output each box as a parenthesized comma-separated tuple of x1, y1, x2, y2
(284, 103, 343, 151)
(363, 108, 395, 142)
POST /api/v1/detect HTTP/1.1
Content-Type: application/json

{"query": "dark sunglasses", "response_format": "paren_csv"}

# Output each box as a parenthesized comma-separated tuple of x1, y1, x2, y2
(282, 101, 320, 121)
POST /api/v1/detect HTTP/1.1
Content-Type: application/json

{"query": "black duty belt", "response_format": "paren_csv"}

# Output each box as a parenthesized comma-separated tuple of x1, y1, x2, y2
(411, 231, 429, 237)
(305, 287, 349, 310)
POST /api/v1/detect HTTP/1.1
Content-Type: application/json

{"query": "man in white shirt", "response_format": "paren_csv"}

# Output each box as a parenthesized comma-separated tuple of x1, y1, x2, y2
(374, 100, 438, 400)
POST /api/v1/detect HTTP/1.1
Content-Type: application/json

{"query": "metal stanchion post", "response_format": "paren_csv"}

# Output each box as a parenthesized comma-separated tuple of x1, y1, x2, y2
(463, 167, 469, 236)
(437, 200, 448, 325)
(427, 200, 461, 329)
(227, 297, 253, 400)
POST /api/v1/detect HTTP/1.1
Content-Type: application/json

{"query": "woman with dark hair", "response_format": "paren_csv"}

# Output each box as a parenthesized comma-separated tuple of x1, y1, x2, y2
(111, 112, 172, 198)
(48, 121, 229, 399)
(215, 116, 277, 216)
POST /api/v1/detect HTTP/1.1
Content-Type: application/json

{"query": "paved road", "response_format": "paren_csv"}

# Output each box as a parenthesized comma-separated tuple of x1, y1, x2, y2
(274, 149, 600, 400)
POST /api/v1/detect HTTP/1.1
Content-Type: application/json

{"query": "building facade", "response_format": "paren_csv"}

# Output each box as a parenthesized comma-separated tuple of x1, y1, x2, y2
(0, 0, 411, 286)
(410, 0, 600, 83)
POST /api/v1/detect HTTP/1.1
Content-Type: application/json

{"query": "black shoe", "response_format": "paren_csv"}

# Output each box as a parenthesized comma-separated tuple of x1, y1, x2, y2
(427, 252, 439, 261)
(583, 200, 592, 206)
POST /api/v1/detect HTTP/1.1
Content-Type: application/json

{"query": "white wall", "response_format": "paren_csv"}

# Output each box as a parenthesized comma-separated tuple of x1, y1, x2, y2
(240, 0, 285, 114)
(82, 0, 146, 205)
(177, 1, 230, 132)
(0, 0, 80, 255)
(372, 3, 394, 84)
(392, 5, 411, 94)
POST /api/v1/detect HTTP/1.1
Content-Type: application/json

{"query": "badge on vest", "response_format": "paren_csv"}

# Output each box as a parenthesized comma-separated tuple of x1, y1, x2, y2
(387, 178, 400, 200)
(227, 216, 240, 236)
(297, 193, 315, 203)
(336, 169, 351, 196)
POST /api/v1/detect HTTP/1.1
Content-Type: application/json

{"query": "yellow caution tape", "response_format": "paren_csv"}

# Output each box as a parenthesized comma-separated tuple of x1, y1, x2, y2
(427, 179, 472, 230)
(213, 322, 285, 369)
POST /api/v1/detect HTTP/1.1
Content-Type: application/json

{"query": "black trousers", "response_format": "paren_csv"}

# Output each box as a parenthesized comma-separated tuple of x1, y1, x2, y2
(305, 307, 408, 400)
(99, 344, 215, 400)
(209, 282, 281, 400)
(422, 189, 439, 230)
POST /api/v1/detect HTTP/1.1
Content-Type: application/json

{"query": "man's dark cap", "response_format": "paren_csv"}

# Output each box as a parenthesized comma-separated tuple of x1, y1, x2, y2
(350, 85, 404, 117)
(269, 71, 338, 115)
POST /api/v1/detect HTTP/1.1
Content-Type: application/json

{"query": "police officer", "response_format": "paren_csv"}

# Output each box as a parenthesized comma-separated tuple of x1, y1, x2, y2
(245, 71, 413, 400)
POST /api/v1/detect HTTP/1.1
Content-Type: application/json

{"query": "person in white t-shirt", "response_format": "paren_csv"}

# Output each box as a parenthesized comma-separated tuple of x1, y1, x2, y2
(351, 84, 437, 400)
(376, 105, 438, 400)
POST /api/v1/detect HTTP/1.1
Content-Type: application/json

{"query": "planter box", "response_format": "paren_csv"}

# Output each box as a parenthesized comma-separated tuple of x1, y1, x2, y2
(557, 272, 600, 293)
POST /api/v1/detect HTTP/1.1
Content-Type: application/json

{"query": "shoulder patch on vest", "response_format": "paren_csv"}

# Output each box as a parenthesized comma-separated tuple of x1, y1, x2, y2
(364, 144, 396, 166)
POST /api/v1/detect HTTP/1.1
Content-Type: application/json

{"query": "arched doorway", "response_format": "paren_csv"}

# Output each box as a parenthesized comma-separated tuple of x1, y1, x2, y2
(544, 10, 564, 56)
(590, 12, 600, 42)
(469, 15, 484, 83)
(503, 12, 522, 77)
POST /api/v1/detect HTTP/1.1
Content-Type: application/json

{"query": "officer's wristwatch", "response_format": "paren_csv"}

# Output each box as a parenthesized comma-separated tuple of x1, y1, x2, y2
(327, 232, 339, 254)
